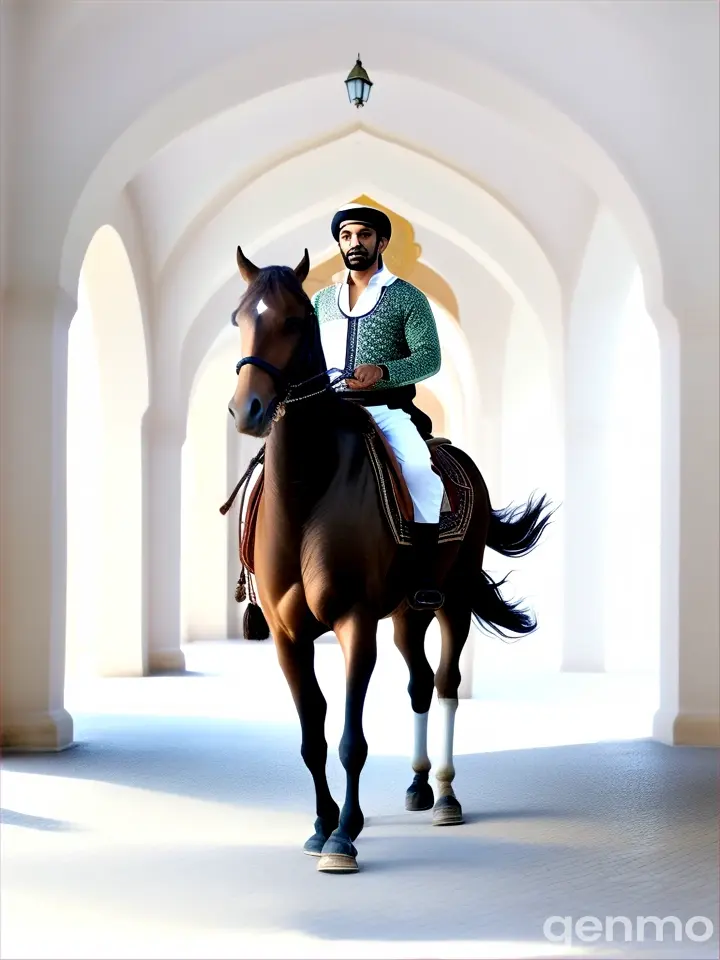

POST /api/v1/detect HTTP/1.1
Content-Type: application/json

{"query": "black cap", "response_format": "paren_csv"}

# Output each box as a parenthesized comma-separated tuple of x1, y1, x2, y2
(331, 204, 392, 242)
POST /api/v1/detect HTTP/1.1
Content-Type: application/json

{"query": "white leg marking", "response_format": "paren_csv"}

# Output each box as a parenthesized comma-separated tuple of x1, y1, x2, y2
(412, 710, 431, 774)
(436, 697, 458, 797)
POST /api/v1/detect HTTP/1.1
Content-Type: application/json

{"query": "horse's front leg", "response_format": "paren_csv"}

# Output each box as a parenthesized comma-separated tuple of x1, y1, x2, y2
(317, 607, 378, 873)
(273, 629, 340, 855)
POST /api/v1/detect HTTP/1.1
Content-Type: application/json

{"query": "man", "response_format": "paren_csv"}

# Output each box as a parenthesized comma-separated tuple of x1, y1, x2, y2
(311, 203, 446, 611)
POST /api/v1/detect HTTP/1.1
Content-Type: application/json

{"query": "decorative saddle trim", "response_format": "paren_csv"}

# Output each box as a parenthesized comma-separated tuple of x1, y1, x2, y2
(361, 424, 474, 547)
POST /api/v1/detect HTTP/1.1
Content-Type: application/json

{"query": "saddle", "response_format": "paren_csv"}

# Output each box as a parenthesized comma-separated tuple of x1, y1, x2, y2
(360, 415, 474, 547)
(240, 408, 474, 574)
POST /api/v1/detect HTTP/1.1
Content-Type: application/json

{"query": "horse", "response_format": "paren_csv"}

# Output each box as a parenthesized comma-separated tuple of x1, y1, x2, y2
(227, 245, 554, 873)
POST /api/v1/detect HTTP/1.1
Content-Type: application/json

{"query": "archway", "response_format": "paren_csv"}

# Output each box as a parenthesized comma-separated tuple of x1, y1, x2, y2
(39, 3, 708, 748)
(171, 158, 560, 688)
(159, 131, 562, 367)
(66, 225, 149, 681)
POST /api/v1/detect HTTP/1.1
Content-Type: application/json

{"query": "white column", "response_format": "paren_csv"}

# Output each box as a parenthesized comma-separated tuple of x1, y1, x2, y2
(145, 412, 186, 673)
(182, 355, 232, 642)
(562, 211, 636, 671)
(654, 325, 720, 745)
(0, 287, 75, 750)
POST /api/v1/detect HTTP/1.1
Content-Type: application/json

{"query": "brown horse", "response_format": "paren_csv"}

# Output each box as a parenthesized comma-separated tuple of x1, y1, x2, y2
(227, 246, 553, 873)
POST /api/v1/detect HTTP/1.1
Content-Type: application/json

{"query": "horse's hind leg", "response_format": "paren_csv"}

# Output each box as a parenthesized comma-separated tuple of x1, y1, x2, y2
(432, 600, 472, 826)
(393, 610, 435, 811)
(274, 632, 340, 856)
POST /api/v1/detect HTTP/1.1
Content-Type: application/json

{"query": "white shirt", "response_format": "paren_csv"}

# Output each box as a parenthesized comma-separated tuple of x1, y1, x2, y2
(320, 265, 398, 374)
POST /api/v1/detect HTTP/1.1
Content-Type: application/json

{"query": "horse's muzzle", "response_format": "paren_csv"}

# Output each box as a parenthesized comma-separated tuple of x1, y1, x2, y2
(228, 394, 267, 436)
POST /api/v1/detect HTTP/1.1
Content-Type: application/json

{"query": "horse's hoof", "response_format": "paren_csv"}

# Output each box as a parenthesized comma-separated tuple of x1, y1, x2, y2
(405, 778, 435, 812)
(317, 832, 358, 872)
(303, 834, 326, 857)
(317, 852, 359, 873)
(432, 795, 464, 826)
(303, 816, 337, 856)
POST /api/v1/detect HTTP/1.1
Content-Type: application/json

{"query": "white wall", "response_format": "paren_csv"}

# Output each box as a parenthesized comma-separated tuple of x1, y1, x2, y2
(490, 302, 564, 673)
(182, 352, 234, 642)
(563, 209, 638, 673)
(605, 270, 661, 674)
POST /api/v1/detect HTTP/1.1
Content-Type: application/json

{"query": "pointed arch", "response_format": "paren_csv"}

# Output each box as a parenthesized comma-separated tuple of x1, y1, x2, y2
(66, 225, 149, 679)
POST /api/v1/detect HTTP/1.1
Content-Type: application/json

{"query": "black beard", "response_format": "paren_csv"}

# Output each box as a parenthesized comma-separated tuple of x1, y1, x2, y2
(341, 240, 379, 272)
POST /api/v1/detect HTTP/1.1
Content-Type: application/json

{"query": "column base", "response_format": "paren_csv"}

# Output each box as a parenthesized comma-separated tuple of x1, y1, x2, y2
(1, 708, 74, 752)
(98, 659, 146, 679)
(653, 709, 720, 746)
(148, 647, 186, 674)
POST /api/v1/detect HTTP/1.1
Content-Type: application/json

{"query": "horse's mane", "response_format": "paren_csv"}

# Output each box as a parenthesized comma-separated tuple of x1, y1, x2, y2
(232, 266, 312, 326)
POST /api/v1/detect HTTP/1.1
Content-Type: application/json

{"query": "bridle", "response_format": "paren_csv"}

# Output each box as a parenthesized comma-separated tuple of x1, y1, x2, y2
(234, 303, 350, 420)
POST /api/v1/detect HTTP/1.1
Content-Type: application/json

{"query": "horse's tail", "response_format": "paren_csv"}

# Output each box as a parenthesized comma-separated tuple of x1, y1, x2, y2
(470, 570, 537, 639)
(469, 491, 556, 639)
(487, 493, 555, 558)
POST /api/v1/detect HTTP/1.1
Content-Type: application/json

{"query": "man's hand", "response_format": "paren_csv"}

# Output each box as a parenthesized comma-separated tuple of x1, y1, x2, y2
(345, 364, 384, 390)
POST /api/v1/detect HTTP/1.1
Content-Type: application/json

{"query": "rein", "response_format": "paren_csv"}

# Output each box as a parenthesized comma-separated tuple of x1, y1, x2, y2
(235, 357, 351, 420)
(218, 443, 266, 610)
(234, 303, 351, 420)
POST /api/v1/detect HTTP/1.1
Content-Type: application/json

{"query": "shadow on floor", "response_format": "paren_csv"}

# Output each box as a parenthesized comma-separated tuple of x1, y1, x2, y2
(3, 709, 717, 957)
(5, 830, 718, 957)
(0, 808, 78, 832)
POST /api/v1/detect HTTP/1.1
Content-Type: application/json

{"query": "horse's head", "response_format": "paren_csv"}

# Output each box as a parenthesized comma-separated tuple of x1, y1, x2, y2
(228, 246, 321, 437)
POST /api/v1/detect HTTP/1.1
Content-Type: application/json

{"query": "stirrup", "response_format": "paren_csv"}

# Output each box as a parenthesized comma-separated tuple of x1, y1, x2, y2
(408, 588, 445, 612)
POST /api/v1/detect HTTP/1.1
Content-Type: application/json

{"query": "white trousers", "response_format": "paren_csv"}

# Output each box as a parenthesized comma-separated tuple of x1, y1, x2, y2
(367, 405, 445, 524)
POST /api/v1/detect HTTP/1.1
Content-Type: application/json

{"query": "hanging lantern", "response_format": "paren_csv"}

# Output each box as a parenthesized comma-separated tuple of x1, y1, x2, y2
(345, 55, 373, 108)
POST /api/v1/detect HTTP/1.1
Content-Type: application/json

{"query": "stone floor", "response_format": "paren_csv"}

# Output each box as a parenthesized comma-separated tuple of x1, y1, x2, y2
(1, 640, 717, 960)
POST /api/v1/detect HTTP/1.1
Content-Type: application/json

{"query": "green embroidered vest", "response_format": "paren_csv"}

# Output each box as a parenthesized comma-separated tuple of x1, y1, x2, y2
(311, 279, 441, 406)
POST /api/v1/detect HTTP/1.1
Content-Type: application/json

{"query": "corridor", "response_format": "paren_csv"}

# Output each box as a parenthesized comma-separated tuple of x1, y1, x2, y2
(2, 640, 716, 960)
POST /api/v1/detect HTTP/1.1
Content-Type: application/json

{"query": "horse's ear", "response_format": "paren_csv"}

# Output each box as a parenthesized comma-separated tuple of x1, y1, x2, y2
(294, 248, 310, 285)
(236, 246, 259, 284)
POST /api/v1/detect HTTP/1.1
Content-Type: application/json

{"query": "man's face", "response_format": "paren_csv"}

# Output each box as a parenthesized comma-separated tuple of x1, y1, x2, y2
(338, 224, 387, 271)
